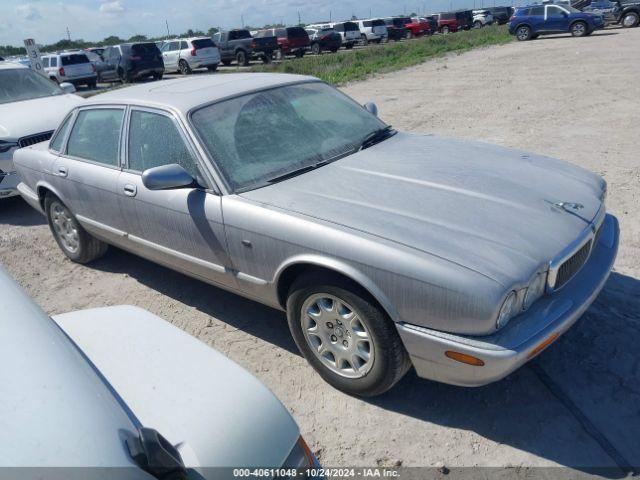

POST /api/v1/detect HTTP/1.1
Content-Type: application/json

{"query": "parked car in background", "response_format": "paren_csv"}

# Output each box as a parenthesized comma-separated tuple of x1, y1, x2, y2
(255, 27, 310, 59)
(486, 6, 515, 24)
(382, 17, 409, 40)
(305, 28, 342, 54)
(583, 0, 621, 24)
(472, 9, 495, 27)
(213, 29, 277, 66)
(84, 50, 118, 83)
(454, 9, 475, 30)
(413, 16, 439, 33)
(617, 0, 640, 26)
(41, 52, 97, 88)
(308, 22, 361, 49)
(433, 12, 460, 32)
(14, 73, 618, 396)
(103, 42, 164, 82)
(86, 46, 106, 57)
(355, 19, 388, 44)
(0, 267, 320, 476)
(509, 4, 604, 40)
(0, 62, 81, 199)
(161, 37, 220, 74)
(396, 16, 432, 37)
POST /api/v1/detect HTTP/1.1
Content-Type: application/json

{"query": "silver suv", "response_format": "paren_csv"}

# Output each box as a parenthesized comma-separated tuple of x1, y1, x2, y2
(160, 37, 221, 74)
(42, 52, 97, 88)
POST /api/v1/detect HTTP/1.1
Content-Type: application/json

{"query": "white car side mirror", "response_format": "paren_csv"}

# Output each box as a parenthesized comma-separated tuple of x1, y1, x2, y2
(364, 102, 378, 116)
(59, 82, 76, 94)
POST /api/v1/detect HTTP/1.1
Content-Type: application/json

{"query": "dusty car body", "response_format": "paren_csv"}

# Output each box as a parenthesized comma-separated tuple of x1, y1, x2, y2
(0, 266, 318, 477)
(14, 74, 619, 396)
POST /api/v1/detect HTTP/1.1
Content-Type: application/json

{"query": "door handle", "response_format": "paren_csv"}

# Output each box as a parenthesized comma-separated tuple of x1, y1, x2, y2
(123, 184, 137, 197)
(57, 166, 68, 177)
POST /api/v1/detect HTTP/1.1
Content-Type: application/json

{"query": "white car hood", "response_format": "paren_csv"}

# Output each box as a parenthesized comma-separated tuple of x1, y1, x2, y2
(0, 93, 83, 140)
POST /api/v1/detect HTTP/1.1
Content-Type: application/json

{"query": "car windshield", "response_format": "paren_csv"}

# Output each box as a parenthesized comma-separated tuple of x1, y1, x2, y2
(0, 68, 63, 105)
(191, 82, 386, 192)
(565, 6, 582, 12)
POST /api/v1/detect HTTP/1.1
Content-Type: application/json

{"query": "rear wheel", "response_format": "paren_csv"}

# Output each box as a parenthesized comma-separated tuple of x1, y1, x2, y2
(236, 50, 250, 66)
(45, 194, 108, 264)
(441, 26, 450, 34)
(516, 25, 532, 40)
(286, 273, 411, 397)
(570, 21, 588, 37)
(622, 11, 639, 27)
(474, 20, 483, 28)
(178, 59, 192, 75)
(361, 34, 369, 46)
(311, 42, 321, 55)
(207, 64, 218, 72)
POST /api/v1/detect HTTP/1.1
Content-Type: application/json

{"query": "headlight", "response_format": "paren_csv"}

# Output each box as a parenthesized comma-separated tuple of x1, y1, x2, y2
(496, 291, 517, 330)
(523, 272, 547, 310)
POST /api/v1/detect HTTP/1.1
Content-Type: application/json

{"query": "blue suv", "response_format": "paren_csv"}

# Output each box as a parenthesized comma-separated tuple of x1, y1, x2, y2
(509, 4, 605, 40)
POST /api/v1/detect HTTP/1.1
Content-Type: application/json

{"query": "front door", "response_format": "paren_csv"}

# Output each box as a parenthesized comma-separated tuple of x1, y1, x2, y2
(545, 5, 570, 32)
(161, 41, 180, 71)
(117, 107, 236, 288)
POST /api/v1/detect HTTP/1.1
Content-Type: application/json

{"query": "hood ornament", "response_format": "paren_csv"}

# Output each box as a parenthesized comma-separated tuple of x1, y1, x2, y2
(555, 201, 584, 212)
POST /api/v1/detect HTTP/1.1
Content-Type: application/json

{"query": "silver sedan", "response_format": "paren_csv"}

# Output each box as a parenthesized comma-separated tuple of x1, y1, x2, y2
(14, 73, 619, 396)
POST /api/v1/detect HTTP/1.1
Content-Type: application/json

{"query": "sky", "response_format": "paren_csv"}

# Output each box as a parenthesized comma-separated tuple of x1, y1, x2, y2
(0, 0, 514, 46)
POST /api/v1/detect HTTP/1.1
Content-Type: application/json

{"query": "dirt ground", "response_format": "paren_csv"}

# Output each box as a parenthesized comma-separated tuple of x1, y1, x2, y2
(1, 27, 639, 475)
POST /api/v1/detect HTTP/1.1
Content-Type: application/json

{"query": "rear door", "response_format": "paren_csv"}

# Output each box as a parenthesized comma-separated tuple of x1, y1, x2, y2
(52, 106, 127, 244)
(60, 54, 93, 79)
(117, 106, 235, 287)
(527, 6, 546, 31)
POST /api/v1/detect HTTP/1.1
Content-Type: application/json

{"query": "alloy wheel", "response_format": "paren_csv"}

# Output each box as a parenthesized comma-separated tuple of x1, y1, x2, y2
(571, 22, 586, 36)
(51, 202, 79, 254)
(516, 26, 530, 40)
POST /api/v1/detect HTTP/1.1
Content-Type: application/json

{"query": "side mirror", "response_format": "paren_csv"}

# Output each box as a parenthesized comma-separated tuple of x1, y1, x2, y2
(59, 82, 76, 94)
(142, 164, 196, 191)
(364, 101, 378, 116)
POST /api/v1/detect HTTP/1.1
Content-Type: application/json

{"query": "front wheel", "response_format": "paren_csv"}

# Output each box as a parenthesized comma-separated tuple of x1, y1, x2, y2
(286, 274, 411, 397)
(474, 20, 483, 28)
(236, 50, 250, 66)
(622, 11, 639, 27)
(311, 43, 321, 55)
(45, 194, 108, 264)
(516, 25, 532, 40)
(570, 21, 588, 37)
(178, 59, 192, 75)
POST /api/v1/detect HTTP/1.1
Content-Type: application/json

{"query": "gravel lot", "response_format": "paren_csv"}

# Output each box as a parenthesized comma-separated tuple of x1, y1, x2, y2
(2, 27, 639, 475)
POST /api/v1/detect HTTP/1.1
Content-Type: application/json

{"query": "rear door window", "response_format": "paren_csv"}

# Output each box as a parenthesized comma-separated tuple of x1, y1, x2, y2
(67, 108, 124, 166)
(131, 43, 159, 57)
(61, 54, 89, 66)
(530, 6, 545, 15)
(50, 114, 74, 152)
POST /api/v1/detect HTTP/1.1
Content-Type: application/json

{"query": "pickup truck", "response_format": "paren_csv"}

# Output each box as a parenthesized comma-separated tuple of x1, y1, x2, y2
(583, 0, 640, 26)
(213, 29, 277, 66)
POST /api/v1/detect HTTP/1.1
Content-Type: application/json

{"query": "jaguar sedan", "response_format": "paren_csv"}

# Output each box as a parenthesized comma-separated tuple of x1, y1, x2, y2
(14, 74, 619, 396)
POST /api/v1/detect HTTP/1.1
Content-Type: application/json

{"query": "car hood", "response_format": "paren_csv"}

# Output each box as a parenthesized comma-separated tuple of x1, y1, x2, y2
(0, 93, 82, 140)
(241, 132, 605, 286)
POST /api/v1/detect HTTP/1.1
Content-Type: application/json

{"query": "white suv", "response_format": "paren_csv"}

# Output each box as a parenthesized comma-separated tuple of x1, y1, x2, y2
(308, 21, 362, 49)
(472, 9, 495, 27)
(160, 37, 221, 74)
(42, 52, 97, 88)
(355, 19, 388, 44)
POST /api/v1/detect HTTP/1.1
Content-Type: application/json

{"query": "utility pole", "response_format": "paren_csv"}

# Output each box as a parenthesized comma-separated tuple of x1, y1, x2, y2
(298, 10, 301, 25)
(241, 14, 244, 27)
(329, 10, 332, 22)
(66, 27, 71, 41)
(165, 19, 170, 37)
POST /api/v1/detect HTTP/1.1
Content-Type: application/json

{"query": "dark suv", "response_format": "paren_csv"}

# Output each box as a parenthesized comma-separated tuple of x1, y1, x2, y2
(434, 12, 460, 33)
(455, 10, 474, 29)
(383, 18, 409, 40)
(103, 42, 164, 83)
(486, 6, 516, 24)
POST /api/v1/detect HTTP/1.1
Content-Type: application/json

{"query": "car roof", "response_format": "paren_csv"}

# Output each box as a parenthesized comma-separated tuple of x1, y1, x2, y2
(85, 73, 318, 113)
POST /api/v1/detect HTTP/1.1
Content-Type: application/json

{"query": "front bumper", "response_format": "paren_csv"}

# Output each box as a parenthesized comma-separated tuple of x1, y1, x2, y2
(0, 171, 20, 198)
(397, 213, 619, 387)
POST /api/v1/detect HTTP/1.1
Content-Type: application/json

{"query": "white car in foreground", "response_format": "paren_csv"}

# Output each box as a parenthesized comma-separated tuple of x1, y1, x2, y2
(0, 266, 320, 478)
(0, 62, 82, 198)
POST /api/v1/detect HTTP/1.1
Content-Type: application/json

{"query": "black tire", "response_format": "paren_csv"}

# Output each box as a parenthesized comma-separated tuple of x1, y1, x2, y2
(286, 273, 411, 397)
(236, 50, 249, 66)
(118, 68, 131, 83)
(221, 59, 232, 66)
(330, 47, 339, 53)
(274, 48, 284, 61)
(622, 11, 639, 27)
(50, 76, 59, 84)
(570, 21, 588, 37)
(515, 24, 532, 41)
(441, 26, 450, 34)
(178, 59, 192, 75)
(207, 64, 218, 72)
(152, 72, 163, 80)
(345, 43, 354, 49)
(406, 30, 413, 39)
(87, 80, 97, 89)
(361, 34, 369, 46)
(474, 20, 483, 28)
(45, 194, 108, 264)
(311, 42, 321, 55)
(261, 53, 272, 64)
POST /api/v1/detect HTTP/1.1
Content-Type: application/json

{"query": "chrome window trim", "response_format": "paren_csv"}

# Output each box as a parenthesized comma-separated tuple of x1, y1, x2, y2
(547, 205, 606, 293)
(49, 111, 77, 154)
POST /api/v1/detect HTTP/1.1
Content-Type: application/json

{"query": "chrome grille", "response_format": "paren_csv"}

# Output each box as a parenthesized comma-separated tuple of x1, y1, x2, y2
(18, 131, 54, 148)
(555, 239, 592, 289)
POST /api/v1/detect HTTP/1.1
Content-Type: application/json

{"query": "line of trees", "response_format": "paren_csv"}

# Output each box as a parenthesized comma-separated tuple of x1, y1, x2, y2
(0, 28, 219, 57)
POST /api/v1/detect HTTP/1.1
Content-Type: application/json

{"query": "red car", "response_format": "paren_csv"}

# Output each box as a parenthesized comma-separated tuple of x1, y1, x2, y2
(434, 12, 460, 33)
(390, 16, 431, 38)
(255, 27, 310, 60)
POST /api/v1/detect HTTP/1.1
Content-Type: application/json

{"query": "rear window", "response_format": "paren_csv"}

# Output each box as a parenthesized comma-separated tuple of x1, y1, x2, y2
(529, 6, 545, 15)
(286, 27, 308, 38)
(230, 30, 252, 40)
(371, 19, 386, 27)
(343, 22, 359, 31)
(192, 38, 215, 49)
(61, 54, 89, 66)
(130, 43, 160, 56)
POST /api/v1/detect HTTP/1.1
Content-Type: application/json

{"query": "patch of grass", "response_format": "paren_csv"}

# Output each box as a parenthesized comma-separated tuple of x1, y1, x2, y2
(250, 26, 513, 85)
